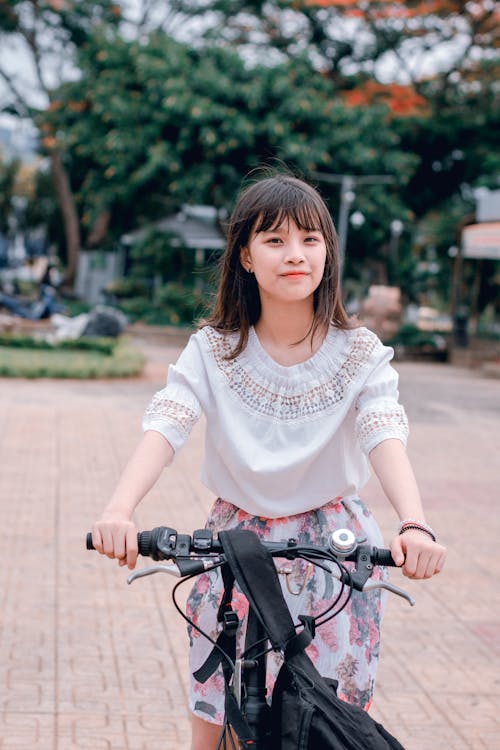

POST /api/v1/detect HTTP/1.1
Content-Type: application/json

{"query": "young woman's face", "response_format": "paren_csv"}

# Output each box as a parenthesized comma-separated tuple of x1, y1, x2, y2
(241, 218, 327, 308)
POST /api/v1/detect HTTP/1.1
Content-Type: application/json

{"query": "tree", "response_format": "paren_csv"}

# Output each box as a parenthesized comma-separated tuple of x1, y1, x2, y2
(171, 1, 498, 92)
(39, 28, 417, 285)
(170, 1, 498, 195)
(0, 0, 122, 284)
(171, 0, 499, 308)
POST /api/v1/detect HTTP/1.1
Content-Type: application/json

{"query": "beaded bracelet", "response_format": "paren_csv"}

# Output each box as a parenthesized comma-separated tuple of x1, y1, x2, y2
(398, 519, 436, 543)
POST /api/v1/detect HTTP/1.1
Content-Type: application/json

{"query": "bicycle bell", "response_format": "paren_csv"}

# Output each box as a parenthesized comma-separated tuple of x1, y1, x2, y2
(328, 528, 357, 556)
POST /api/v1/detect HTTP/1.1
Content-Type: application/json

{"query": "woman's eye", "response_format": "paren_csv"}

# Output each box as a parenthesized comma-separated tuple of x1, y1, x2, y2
(305, 236, 320, 243)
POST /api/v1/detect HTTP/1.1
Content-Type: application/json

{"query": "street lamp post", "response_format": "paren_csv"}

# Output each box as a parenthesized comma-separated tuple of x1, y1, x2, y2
(389, 219, 404, 259)
(337, 176, 356, 263)
(388, 219, 404, 285)
(310, 171, 395, 275)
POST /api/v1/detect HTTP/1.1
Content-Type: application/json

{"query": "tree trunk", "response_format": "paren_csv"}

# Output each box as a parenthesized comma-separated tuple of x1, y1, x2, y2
(87, 210, 111, 247)
(469, 259, 483, 334)
(49, 149, 81, 288)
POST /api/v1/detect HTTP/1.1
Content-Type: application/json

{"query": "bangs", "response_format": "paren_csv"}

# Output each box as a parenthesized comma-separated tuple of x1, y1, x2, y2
(204, 171, 350, 353)
(251, 182, 327, 235)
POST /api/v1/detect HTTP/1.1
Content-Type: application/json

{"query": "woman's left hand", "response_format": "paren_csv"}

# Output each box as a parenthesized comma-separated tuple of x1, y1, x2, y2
(390, 529, 447, 579)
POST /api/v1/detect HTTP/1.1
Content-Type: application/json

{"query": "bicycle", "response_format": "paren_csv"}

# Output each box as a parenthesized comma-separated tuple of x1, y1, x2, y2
(87, 525, 414, 750)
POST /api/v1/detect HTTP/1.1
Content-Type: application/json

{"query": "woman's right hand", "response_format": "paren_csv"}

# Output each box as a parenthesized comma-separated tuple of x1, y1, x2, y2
(91, 511, 139, 570)
(89, 432, 174, 569)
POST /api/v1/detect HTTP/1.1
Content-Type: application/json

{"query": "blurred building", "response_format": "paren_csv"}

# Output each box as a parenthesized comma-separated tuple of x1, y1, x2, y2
(75, 205, 226, 305)
(462, 189, 500, 261)
(121, 204, 226, 265)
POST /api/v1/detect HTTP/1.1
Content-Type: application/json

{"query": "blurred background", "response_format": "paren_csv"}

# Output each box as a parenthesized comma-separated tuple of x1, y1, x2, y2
(0, 0, 499, 370)
(1, 6, 499, 749)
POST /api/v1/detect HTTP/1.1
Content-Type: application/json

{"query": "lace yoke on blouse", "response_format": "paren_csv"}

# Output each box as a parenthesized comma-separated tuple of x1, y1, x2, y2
(142, 325, 409, 518)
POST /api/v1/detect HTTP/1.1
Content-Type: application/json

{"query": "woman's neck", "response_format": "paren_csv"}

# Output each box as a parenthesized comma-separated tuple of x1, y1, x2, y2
(254, 304, 327, 365)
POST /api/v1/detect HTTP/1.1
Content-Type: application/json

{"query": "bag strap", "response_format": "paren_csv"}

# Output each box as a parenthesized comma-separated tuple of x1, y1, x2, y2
(218, 528, 311, 652)
(192, 553, 256, 744)
(192, 562, 236, 683)
(192, 529, 313, 745)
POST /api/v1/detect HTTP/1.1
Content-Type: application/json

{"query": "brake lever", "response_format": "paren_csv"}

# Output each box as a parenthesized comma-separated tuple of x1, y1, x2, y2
(363, 579, 415, 606)
(127, 563, 182, 583)
(127, 556, 224, 585)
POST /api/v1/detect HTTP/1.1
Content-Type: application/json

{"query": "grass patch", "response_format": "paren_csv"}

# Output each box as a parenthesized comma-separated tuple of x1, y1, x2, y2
(0, 333, 118, 354)
(0, 338, 145, 378)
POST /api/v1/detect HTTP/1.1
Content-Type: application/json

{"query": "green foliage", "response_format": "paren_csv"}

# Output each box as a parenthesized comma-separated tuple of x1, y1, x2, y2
(115, 281, 208, 326)
(154, 281, 210, 324)
(3, 1, 496, 316)
(386, 325, 449, 362)
(0, 333, 118, 354)
(0, 156, 20, 234)
(476, 310, 500, 341)
(174, 0, 498, 93)
(170, 0, 499, 311)
(104, 278, 150, 299)
(61, 299, 92, 317)
(0, 1, 122, 52)
(41, 30, 417, 270)
(21, 165, 67, 253)
(0, 0, 122, 120)
(107, 227, 208, 325)
(396, 90, 500, 222)
(387, 324, 448, 347)
(0, 338, 145, 378)
(0, 1, 21, 32)
(128, 228, 195, 282)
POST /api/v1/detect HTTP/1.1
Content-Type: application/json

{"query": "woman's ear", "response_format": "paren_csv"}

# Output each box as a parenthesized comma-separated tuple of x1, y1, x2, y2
(240, 248, 252, 273)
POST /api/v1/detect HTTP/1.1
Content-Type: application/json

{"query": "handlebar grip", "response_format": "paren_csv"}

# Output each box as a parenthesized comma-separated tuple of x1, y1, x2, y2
(86, 531, 154, 557)
(372, 547, 398, 567)
(137, 530, 154, 557)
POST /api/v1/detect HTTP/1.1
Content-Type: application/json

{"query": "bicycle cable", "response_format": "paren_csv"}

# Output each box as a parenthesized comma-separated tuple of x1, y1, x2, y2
(170, 546, 357, 675)
(240, 550, 354, 662)
(218, 719, 238, 750)
(170, 563, 238, 673)
(309, 554, 355, 627)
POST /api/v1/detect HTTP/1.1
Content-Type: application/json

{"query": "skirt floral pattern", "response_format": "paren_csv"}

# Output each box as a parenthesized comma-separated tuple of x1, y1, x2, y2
(187, 496, 388, 725)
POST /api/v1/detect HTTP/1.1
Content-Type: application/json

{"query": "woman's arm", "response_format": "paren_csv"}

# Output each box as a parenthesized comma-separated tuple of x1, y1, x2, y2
(91, 430, 175, 570)
(368, 438, 446, 579)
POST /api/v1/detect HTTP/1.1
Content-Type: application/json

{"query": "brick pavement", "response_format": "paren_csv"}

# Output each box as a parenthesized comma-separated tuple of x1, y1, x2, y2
(0, 339, 499, 750)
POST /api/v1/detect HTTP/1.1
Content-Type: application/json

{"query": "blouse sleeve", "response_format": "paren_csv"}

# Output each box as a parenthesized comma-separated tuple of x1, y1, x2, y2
(354, 341, 409, 455)
(142, 334, 204, 453)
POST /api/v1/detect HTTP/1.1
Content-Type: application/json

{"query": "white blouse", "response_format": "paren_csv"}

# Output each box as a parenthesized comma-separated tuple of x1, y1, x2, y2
(142, 325, 409, 518)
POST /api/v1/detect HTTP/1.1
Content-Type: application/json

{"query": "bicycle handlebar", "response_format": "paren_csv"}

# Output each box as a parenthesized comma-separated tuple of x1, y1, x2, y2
(86, 526, 415, 604)
(86, 525, 396, 567)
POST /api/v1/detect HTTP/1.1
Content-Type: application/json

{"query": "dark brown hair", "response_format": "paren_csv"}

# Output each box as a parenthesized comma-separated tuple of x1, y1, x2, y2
(202, 172, 351, 358)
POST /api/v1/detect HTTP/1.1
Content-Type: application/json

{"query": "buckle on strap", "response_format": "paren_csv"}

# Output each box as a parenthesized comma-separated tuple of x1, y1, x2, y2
(223, 609, 239, 636)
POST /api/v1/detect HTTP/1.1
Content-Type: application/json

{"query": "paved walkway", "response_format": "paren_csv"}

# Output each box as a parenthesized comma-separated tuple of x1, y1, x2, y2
(1, 337, 499, 750)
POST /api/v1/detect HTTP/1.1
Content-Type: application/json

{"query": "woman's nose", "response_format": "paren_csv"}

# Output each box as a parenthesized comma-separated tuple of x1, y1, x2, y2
(284, 240, 305, 263)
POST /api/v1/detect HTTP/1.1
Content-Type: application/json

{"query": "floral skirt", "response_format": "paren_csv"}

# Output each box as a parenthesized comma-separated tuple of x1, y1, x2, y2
(186, 496, 387, 725)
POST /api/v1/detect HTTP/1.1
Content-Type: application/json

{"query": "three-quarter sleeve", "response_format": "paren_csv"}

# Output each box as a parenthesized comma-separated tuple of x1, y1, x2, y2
(142, 335, 204, 453)
(355, 343, 409, 455)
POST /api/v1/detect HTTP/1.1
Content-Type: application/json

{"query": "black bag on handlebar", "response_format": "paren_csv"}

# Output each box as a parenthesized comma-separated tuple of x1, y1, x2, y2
(203, 528, 406, 750)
